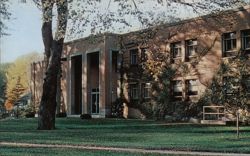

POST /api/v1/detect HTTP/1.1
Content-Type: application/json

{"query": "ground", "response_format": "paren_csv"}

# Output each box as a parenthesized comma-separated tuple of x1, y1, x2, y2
(0, 118, 250, 156)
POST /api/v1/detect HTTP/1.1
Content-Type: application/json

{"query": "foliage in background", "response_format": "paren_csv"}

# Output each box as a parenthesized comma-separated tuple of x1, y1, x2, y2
(4, 52, 42, 111)
(5, 76, 25, 111)
(0, 63, 11, 114)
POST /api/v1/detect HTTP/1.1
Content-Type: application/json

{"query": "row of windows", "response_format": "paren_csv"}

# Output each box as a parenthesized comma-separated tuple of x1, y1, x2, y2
(222, 29, 250, 57)
(128, 76, 250, 102)
(129, 29, 250, 65)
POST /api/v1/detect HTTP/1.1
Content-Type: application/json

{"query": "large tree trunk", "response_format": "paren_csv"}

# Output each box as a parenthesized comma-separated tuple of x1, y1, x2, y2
(38, 0, 68, 130)
(38, 39, 64, 130)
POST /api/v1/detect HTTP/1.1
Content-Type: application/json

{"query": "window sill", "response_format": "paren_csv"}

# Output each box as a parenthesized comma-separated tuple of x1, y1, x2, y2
(222, 51, 238, 57)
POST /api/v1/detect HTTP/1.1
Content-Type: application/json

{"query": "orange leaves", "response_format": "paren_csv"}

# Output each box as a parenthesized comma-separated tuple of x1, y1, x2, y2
(4, 100, 13, 111)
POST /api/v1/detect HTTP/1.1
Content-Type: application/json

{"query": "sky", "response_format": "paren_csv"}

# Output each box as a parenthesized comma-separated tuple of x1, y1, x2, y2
(1, 1, 43, 63)
(0, 0, 249, 63)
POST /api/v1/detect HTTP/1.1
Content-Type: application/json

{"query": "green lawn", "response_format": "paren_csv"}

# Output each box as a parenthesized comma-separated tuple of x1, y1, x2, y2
(1, 146, 184, 156)
(0, 118, 250, 155)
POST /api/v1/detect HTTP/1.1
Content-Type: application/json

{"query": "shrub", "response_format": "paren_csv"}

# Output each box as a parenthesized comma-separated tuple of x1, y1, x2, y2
(80, 114, 91, 120)
(56, 112, 67, 118)
(25, 112, 35, 118)
(111, 98, 124, 118)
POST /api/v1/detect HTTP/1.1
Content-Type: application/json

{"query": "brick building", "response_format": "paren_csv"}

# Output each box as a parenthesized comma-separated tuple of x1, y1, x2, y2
(31, 5, 250, 120)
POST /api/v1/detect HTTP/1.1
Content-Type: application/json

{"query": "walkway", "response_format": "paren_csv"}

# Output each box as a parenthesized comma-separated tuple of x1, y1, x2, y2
(1, 142, 250, 156)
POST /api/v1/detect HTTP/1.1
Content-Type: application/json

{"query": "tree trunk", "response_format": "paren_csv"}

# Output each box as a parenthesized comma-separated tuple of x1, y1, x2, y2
(38, 0, 68, 130)
(38, 39, 64, 130)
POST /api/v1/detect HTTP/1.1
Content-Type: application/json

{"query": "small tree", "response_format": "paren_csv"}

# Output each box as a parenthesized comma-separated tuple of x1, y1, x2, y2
(5, 76, 26, 117)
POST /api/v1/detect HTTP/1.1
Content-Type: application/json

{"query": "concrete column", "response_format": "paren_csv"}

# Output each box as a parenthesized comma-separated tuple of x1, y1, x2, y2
(67, 57, 72, 115)
(99, 49, 106, 117)
(82, 53, 88, 114)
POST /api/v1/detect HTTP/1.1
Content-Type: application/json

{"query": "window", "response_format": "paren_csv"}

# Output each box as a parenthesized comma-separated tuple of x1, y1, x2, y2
(130, 49, 138, 65)
(171, 42, 182, 59)
(241, 29, 250, 51)
(186, 79, 198, 96)
(243, 75, 250, 94)
(186, 39, 197, 58)
(129, 83, 139, 99)
(223, 77, 239, 95)
(222, 32, 237, 57)
(142, 83, 151, 98)
(172, 80, 182, 96)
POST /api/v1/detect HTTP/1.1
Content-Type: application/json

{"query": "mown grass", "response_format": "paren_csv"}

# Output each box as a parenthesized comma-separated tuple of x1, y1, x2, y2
(0, 118, 250, 154)
(1, 146, 184, 156)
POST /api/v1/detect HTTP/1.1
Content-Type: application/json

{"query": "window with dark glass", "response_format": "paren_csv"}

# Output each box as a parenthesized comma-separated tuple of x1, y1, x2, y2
(129, 83, 139, 99)
(223, 77, 239, 95)
(186, 79, 198, 96)
(142, 83, 151, 98)
(172, 80, 182, 96)
(241, 29, 250, 51)
(222, 32, 237, 57)
(186, 39, 197, 58)
(130, 49, 138, 65)
(171, 42, 182, 59)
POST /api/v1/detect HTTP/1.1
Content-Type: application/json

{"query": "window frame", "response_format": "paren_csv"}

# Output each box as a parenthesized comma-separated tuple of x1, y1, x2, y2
(185, 39, 198, 58)
(142, 83, 151, 99)
(222, 31, 237, 57)
(129, 83, 139, 100)
(171, 42, 182, 59)
(130, 49, 138, 65)
(172, 80, 183, 97)
(241, 29, 250, 52)
(186, 79, 199, 96)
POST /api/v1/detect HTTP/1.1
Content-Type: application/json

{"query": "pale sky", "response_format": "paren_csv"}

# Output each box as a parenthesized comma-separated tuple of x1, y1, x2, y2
(0, 0, 249, 63)
(1, 1, 43, 63)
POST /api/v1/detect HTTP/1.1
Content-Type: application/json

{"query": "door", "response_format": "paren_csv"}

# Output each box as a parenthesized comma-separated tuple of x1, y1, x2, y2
(91, 88, 99, 114)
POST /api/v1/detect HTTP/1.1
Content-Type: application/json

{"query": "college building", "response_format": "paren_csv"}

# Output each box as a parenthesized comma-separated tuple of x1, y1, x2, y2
(31, 5, 250, 121)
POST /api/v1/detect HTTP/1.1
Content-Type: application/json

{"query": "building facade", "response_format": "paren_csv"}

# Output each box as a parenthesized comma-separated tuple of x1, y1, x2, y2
(31, 6, 250, 119)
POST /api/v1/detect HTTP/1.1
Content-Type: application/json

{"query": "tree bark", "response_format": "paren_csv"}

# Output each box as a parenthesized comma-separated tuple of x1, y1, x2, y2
(38, 0, 68, 130)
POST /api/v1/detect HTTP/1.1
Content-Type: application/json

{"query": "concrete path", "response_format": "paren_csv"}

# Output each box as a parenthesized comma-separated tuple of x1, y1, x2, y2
(1, 142, 250, 156)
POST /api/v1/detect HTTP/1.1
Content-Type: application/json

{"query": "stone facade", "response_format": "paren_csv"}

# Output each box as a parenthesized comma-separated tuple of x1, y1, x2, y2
(31, 6, 250, 119)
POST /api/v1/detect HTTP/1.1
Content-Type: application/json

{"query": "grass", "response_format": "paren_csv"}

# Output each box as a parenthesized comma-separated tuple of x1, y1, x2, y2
(1, 146, 185, 156)
(0, 118, 250, 155)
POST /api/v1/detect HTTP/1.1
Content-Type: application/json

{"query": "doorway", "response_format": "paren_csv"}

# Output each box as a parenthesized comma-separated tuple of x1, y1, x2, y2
(91, 88, 99, 114)
(71, 55, 82, 114)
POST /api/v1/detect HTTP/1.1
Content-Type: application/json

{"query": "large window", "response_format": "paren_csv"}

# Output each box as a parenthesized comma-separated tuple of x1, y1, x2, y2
(186, 79, 198, 96)
(171, 42, 182, 59)
(223, 77, 239, 95)
(142, 83, 151, 98)
(222, 32, 237, 57)
(186, 39, 197, 58)
(130, 49, 138, 65)
(241, 29, 250, 51)
(129, 83, 139, 100)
